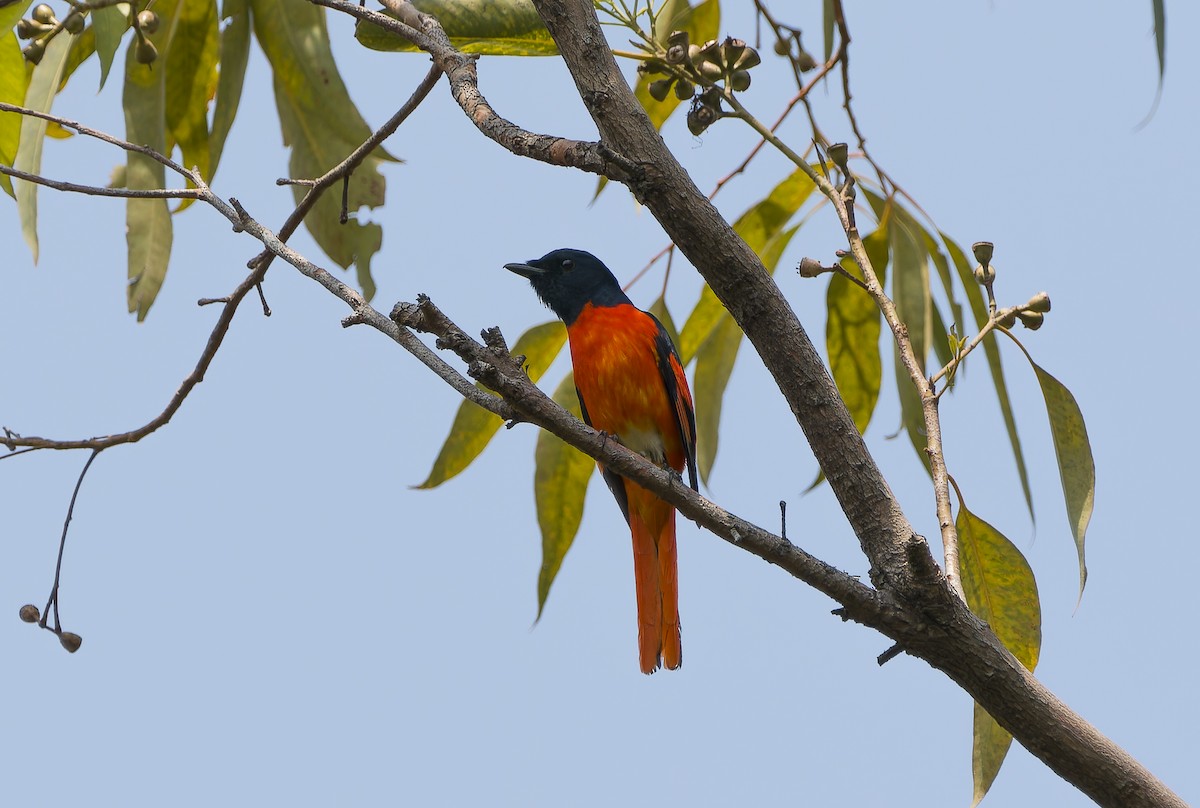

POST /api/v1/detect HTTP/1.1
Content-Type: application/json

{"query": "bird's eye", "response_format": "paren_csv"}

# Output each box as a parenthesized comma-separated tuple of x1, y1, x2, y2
(561, 259, 574, 271)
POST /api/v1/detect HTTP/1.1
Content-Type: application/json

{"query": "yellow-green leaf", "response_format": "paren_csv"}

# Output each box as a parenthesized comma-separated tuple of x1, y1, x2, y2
(124, 26, 173, 320)
(1026, 356, 1094, 599)
(678, 166, 817, 362)
(0, 1, 31, 40)
(827, 227, 886, 435)
(944, 232, 1033, 522)
(14, 30, 76, 263)
(355, 0, 558, 56)
(58, 22, 95, 92)
(165, 0, 219, 203)
(92, 4, 131, 90)
(417, 321, 566, 489)
(534, 371, 595, 617)
(210, 0, 249, 180)
(957, 503, 1041, 806)
(648, 294, 681, 352)
(693, 224, 798, 483)
(251, 0, 394, 297)
(0, 32, 29, 199)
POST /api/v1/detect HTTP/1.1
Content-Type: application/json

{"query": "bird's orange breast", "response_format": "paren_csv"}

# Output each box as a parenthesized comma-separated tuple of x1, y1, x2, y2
(567, 303, 686, 471)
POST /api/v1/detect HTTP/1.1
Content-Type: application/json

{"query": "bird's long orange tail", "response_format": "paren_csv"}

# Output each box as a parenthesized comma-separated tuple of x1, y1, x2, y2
(628, 485, 681, 674)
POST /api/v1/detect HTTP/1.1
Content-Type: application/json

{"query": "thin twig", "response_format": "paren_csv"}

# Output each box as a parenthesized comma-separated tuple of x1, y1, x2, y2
(39, 449, 99, 635)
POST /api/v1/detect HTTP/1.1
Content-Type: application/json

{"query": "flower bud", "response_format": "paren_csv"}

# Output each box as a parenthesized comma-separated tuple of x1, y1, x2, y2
(1024, 292, 1051, 313)
(135, 36, 158, 65)
(673, 78, 694, 99)
(648, 78, 674, 102)
(22, 39, 45, 65)
(137, 10, 160, 34)
(973, 263, 995, 285)
(797, 50, 817, 71)
(828, 142, 849, 170)
(997, 310, 1017, 329)
(32, 4, 56, 25)
(1017, 310, 1044, 330)
(63, 11, 84, 34)
(729, 70, 751, 92)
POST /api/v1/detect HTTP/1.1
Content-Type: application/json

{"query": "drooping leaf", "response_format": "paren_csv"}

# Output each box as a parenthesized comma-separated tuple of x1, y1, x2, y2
(123, 24, 172, 320)
(887, 210, 932, 468)
(944, 233, 1034, 522)
(821, 0, 834, 62)
(1008, 338, 1094, 600)
(648, 294, 681, 352)
(14, 31, 76, 263)
(251, 0, 394, 297)
(826, 226, 886, 435)
(0, 32, 29, 199)
(678, 166, 817, 362)
(534, 371, 595, 617)
(957, 503, 1041, 806)
(355, 0, 558, 56)
(693, 224, 798, 483)
(93, 4, 131, 90)
(417, 321, 566, 489)
(209, 0, 249, 180)
(57, 23, 96, 91)
(164, 0, 220, 206)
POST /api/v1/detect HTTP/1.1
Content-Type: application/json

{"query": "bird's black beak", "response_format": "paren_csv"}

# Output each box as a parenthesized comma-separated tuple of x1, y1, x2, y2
(504, 260, 545, 280)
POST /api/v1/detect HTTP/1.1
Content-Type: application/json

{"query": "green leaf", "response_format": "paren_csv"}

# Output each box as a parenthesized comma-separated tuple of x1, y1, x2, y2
(14, 31, 76, 263)
(417, 321, 566, 489)
(534, 371, 595, 617)
(821, 0, 834, 62)
(93, 4, 131, 90)
(826, 227, 886, 435)
(648, 294, 681, 352)
(210, 0, 249, 180)
(0, 32, 29, 199)
(355, 0, 558, 56)
(251, 0, 394, 297)
(164, 0, 219, 199)
(957, 503, 1041, 806)
(944, 233, 1034, 522)
(58, 23, 96, 92)
(693, 224, 798, 483)
(887, 211, 932, 468)
(1009, 343, 1094, 600)
(123, 24, 172, 320)
(1151, 0, 1165, 84)
(0, 1, 31, 39)
(678, 166, 816, 362)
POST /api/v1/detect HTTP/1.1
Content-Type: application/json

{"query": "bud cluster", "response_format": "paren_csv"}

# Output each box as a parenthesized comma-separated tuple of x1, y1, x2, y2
(19, 4, 162, 67)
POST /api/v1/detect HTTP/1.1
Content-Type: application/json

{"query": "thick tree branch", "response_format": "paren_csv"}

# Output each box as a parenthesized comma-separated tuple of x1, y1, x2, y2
(524, 2, 1183, 805)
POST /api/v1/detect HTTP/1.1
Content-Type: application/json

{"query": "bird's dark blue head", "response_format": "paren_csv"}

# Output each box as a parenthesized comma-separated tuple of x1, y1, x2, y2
(504, 248, 631, 325)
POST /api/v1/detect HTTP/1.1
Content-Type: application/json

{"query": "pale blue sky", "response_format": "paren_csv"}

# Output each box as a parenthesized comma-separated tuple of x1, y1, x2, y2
(2, 2, 1196, 806)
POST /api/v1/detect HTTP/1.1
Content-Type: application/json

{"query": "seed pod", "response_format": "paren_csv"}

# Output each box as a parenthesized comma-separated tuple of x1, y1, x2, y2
(648, 78, 674, 102)
(827, 142, 850, 170)
(63, 11, 84, 34)
(729, 70, 751, 92)
(798, 257, 827, 278)
(997, 310, 1017, 329)
(59, 632, 83, 653)
(696, 39, 721, 68)
(971, 241, 994, 267)
(665, 30, 690, 65)
(733, 46, 761, 71)
(637, 57, 668, 76)
(32, 4, 56, 24)
(1017, 310, 1044, 330)
(135, 36, 158, 65)
(797, 50, 817, 72)
(17, 19, 38, 39)
(137, 9, 160, 34)
(18, 604, 40, 623)
(22, 39, 45, 65)
(1025, 292, 1051, 313)
(687, 102, 718, 136)
(697, 60, 724, 81)
(673, 78, 695, 100)
(720, 37, 746, 71)
(973, 263, 995, 285)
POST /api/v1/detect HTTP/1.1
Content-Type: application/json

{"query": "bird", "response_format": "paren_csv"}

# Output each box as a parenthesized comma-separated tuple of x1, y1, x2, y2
(505, 248, 698, 674)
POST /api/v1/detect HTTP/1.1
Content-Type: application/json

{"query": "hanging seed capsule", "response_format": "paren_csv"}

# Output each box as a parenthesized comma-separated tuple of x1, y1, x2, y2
(135, 36, 158, 65)
(665, 30, 690, 64)
(696, 39, 721, 68)
(997, 311, 1018, 329)
(973, 263, 996, 285)
(137, 9, 160, 34)
(687, 99, 719, 135)
(729, 70, 751, 92)
(22, 39, 46, 65)
(827, 142, 850, 170)
(59, 632, 83, 653)
(1025, 292, 1051, 313)
(734, 46, 761, 71)
(797, 50, 818, 71)
(32, 4, 56, 24)
(16, 19, 41, 39)
(697, 60, 724, 81)
(637, 58, 669, 76)
(773, 38, 790, 56)
(673, 78, 695, 99)
(18, 604, 40, 623)
(63, 11, 84, 34)
(648, 78, 674, 102)
(720, 38, 746, 71)
(1017, 311, 1044, 330)
(971, 241, 994, 267)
